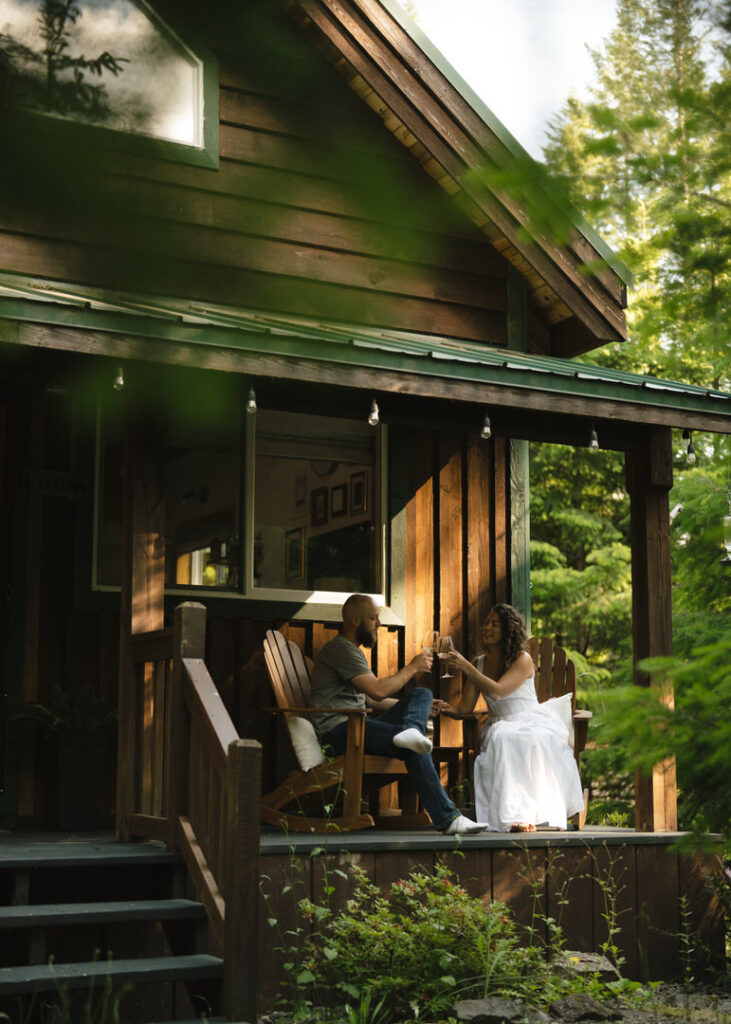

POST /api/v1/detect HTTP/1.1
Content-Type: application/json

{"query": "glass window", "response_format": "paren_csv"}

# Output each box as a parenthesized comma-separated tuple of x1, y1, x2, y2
(0, 0, 203, 146)
(94, 397, 384, 603)
(94, 390, 240, 591)
(252, 411, 380, 596)
(164, 411, 240, 590)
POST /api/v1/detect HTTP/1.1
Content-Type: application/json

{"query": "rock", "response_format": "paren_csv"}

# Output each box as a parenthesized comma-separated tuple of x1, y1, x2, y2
(555, 950, 623, 984)
(550, 992, 620, 1021)
(454, 995, 549, 1023)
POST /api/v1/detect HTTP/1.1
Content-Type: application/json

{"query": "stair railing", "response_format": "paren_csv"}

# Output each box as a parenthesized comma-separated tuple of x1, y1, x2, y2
(126, 601, 260, 1022)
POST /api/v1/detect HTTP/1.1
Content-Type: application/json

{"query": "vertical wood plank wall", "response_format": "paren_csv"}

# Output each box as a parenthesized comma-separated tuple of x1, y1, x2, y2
(257, 842, 726, 1010)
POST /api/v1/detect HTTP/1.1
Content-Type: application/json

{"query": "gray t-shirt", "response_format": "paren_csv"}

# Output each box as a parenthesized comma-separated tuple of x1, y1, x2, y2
(310, 634, 370, 738)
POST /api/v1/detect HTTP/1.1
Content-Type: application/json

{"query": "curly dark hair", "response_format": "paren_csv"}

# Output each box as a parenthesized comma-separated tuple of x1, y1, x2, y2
(489, 603, 529, 668)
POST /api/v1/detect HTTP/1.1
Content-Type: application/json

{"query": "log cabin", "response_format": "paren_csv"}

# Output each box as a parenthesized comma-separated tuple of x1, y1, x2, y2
(0, 0, 727, 1017)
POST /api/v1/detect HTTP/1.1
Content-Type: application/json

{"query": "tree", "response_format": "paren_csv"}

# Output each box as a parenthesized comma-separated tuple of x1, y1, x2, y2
(0, 0, 127, 121)
(534, 0, 731, 829)
(543, 0, 730, 391)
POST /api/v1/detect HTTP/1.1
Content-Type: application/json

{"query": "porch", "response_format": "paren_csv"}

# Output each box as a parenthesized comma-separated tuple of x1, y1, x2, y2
(0, 824, 725, 1015)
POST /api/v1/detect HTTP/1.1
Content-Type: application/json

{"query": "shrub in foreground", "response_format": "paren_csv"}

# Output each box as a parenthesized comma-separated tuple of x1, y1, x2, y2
(291, 864, 548, 1020)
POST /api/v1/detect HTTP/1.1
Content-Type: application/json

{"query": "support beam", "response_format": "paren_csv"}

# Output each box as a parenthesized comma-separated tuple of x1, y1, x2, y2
(116, 401, 166, 840)
(626, 427, 676, 832)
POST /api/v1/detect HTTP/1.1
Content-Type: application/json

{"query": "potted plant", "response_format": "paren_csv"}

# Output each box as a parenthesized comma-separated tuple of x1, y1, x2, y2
(16, 685, 117, 830)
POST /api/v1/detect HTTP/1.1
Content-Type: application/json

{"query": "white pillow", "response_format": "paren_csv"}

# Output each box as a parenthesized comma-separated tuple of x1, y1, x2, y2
(543, 693, 575, 748)
(287, 715, 325, 772)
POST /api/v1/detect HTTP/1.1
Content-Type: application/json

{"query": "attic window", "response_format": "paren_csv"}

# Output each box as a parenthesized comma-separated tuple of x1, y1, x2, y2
(0, 0, 216, 158)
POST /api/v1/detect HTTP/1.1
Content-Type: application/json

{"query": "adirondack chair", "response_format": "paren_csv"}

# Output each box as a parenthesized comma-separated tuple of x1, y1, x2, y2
(261, 629, 432, 832)
(458, 636, 591, 826)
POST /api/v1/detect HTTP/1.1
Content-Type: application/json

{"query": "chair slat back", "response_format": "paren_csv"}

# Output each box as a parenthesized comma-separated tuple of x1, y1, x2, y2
(263, 629, 312, 710)
(528, 636, 576, 710)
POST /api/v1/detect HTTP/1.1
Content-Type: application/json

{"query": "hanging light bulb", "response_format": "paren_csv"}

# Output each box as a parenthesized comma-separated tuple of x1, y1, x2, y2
(480, 411, 492, 440)
(113, 366, 125, 391)
(589, 425, 599, 452)
(722, 503, 731, 566)
(368, 399, 380, 426)
(683, 429, 696, 464)
(246, 387, 257, 414)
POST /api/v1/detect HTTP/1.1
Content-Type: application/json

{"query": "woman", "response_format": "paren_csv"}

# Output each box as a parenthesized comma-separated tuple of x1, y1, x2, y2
(443, 604, 585, 832)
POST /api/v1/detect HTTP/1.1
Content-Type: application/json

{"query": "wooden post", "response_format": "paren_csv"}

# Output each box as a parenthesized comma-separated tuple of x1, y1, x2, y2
(626, 427, 677, 831)
(166, 602, 207, 850)
(116, 405, 166, 840)
(223, 738, 262, 1023)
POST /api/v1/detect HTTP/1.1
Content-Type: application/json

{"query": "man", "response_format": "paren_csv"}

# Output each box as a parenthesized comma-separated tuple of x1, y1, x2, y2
(310, 594, 486, 834)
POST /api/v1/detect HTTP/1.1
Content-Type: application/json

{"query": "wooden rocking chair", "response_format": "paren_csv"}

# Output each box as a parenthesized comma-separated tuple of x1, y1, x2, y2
(261, 629, 431, 832)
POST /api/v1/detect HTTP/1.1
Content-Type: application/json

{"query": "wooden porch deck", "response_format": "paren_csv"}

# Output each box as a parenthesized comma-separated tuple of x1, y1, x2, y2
(0, 826, 725, 1010)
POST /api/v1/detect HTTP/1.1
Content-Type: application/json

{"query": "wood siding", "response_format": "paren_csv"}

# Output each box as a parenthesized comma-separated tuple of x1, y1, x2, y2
(258, 840, 726, 1009)
(0, 12, 508, 345)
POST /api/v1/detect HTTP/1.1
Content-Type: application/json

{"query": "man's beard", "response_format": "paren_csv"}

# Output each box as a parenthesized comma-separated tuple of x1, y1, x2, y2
(356, 621, 376, 648)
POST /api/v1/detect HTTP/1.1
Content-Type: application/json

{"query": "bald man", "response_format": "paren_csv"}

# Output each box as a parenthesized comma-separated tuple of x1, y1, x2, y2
(311, 594, 486, 834)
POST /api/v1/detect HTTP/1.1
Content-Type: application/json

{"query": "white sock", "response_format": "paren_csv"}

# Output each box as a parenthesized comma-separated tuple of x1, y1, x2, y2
(392, 727, 432, 754)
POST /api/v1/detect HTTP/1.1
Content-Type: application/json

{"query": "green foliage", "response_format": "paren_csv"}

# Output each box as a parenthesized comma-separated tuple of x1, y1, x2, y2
(544, 0, 729, 392)
(289, 865, 550, 1020)
(594, 636, 731, 848)
(15, 684, 117, 738)
(531, 0, 730, 829)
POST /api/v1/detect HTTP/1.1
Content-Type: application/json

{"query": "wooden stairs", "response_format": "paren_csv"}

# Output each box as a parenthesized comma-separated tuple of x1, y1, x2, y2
(0, 834, 239, 1023)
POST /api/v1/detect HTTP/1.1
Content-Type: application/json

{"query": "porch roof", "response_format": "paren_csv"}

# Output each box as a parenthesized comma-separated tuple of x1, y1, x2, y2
(0, 274, 728, 434)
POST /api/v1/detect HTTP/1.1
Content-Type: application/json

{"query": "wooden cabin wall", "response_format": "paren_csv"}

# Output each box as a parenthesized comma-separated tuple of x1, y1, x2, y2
(0, 377, 119, 826)
(1, 362, 510, 818)
(0, 8, 507, 346)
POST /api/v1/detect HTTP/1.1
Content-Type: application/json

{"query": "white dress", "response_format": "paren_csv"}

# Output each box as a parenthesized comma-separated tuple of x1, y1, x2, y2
(473, 659, 585, 830)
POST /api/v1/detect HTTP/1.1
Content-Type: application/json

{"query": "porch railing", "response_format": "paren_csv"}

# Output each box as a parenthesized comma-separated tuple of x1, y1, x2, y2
(125, 601, 260, 1022)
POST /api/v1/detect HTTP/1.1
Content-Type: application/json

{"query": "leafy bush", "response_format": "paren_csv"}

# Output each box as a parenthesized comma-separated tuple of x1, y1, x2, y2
(291, 865, 548, 1020)
(594, 635, 731, 849)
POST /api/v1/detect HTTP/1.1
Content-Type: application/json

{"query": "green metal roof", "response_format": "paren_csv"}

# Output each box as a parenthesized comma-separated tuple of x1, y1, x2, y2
(0, 274, 726, 423)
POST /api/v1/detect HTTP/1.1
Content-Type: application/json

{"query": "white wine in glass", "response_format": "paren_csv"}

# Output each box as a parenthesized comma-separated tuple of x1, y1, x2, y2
(438, 635, 455, 678)
(421, 630, 438, 655)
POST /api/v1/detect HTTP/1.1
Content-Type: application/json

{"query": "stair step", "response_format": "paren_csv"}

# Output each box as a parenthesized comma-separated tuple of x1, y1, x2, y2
(150, 1019, 229, 1024)
(0, 954, 223, 994)
(0, 899, 206, 928)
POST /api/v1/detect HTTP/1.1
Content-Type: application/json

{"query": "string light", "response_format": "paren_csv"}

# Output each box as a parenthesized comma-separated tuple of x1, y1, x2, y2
(246, 387, 257, 414)
(589, 425, 599, 452)
(480, 411, 492, 439)
(113, 366, 125, 391)
(368, 399, 380, 426)
(683, 429, 696, 464)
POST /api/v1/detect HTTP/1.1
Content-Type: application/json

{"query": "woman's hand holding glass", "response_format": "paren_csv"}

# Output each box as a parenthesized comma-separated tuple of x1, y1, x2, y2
(445, 645, 470, 673)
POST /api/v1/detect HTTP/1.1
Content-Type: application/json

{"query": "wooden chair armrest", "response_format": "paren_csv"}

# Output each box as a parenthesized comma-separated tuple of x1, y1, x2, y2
(438, 710, 482, 720)
(572, 709, 593, 720)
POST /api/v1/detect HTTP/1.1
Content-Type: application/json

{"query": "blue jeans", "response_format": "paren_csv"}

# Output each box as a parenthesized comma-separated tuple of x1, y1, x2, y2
(320, 687, 458, 832)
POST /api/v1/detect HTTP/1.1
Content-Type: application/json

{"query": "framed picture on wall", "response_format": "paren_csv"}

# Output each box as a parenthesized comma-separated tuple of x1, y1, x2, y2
(311, 486, 328, 526)
(285, 527, 305, 580)
(294, 472, 307, 510)
(350, 470, 367, 515)
(330, 483, 347, 517)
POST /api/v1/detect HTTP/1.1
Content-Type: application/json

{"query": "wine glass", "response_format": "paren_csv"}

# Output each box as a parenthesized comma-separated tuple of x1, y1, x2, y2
(438, 635, 454, 678)
(421, 630, 438, 655)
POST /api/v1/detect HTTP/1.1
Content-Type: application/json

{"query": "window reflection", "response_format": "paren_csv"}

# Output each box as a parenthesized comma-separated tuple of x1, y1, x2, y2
(0, 0, 202, 145)
(254, 411, 376, 594)
(164, 419, 239, 590)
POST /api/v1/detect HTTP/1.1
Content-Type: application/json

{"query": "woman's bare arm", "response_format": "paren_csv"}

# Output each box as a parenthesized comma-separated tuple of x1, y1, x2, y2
(446, 649, 533, 699)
